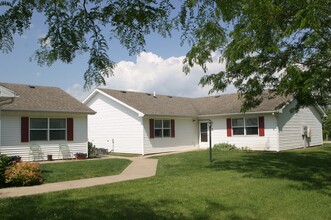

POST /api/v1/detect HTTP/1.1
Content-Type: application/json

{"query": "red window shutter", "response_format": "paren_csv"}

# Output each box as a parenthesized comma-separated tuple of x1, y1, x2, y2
(171, 119, 175, 138)
(67, 118, 74, 141)
(21, 117, 29, 142)
(259, 116, 265, 136)
(226, 118, 232, 137)
(149, 119, 155, 139)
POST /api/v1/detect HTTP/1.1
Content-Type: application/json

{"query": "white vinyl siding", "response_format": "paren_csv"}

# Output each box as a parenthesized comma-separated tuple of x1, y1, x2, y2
(204, 115, 279, 151)
(84, 90, 324, 154)
(86, 93, 144, 154)
(278, 101, 323, 151)
(0, 111, 88, 161)
(143, 117, 199, 154)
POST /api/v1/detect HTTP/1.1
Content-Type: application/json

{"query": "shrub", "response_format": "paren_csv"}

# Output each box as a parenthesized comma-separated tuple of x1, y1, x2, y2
(213, 143, 251, 151)
(4, 162, 43, 187)
(240, 146, 251, 151)
(213, 143, 238, 151)
(0, 154, 11, 187)
(88, 141, 97, 157)
(8, 155, 22, 163)
(74, 152, 87, 157)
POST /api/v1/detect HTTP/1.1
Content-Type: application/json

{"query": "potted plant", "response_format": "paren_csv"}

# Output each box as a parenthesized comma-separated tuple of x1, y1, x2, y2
(74, 153, 87, 160)
(9, 156, 22, 163)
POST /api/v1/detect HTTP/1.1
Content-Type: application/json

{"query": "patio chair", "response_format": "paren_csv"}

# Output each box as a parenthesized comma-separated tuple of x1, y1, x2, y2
(29, 144, 44, 161)
(59, 144, 73, 160)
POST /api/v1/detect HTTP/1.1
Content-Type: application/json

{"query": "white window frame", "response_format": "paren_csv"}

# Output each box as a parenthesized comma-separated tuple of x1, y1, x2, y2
(154, 119, 171, 138)
(232, 117, 259, 136)
(30, 118, 67, 141)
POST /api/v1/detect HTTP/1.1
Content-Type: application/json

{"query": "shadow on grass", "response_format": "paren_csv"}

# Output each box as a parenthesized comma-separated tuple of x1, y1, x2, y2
(209, 147, 331, 194)
(0, 192, 255, 220)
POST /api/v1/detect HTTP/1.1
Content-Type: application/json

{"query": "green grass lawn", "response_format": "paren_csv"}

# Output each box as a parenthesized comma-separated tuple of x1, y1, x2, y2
(0, 146, 330, 219)
(40, 159, 131, 183)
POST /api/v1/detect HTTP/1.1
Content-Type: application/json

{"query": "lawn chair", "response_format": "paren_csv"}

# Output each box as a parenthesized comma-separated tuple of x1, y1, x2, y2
(59, 144, 73, 160)
(29, 144, 44, 161)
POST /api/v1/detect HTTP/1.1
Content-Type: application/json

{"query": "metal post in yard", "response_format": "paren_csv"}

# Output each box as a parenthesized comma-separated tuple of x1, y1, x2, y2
(209, 120, 213, 162)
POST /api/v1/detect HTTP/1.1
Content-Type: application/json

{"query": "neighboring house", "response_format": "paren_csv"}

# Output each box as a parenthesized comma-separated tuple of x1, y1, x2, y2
(0, 82, 95, 161)
(83, 88, 325, 155)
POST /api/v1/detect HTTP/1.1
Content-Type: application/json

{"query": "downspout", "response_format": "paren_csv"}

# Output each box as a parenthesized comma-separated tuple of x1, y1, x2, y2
(141, 116, 145, 156)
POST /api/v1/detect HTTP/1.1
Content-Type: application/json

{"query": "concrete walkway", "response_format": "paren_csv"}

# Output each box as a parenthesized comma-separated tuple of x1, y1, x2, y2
(0, 156, 158, 199)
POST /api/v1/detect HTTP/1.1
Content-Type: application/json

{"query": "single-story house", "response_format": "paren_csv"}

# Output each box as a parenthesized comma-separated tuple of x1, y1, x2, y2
(83, 88, 325, 155)
(0, 82, 95, 161)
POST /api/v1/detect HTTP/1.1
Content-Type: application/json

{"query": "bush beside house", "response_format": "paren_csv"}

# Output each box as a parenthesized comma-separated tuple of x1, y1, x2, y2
(4, 162, 43, 187)
(0, 154, 11, 187)
(0, 153, 43, 188)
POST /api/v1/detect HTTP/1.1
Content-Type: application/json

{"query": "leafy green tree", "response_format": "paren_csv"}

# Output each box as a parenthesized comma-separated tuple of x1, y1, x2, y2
(323, 109, 331, 140)
(0, 0, 173, 88)
(1, 0, 330, 111)
(181, 0, 331, 111)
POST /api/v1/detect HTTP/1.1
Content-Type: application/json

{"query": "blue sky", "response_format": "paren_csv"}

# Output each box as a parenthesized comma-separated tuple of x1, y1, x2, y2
(0, 4, 232, 101)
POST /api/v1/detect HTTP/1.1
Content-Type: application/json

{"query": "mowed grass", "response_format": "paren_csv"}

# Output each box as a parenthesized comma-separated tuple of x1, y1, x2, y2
(40, 158, 131, 183)
(0, 146, 330, 219)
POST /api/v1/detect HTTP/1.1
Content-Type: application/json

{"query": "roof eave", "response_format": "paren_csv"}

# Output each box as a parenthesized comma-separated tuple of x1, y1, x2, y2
(144, 114, 198, 118)
(0, 85, 17, 98)
(198, 110, 280, 118)
(315, 105, 327, 118)
(1, 109, 96, 115)
(89, 89, 145, 117)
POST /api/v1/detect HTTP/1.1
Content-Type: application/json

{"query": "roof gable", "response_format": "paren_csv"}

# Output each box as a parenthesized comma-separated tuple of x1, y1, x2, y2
(0, 85, 15, 98)
(0, 82, 95, 114)
(96, 89, 199, 116)
(0, 85, 16, 102)
(88, 88, 292, 117)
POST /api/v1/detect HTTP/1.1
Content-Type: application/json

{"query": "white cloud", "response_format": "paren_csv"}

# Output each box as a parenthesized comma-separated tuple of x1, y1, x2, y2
(66, 83, 93, 101)
(33, 72, 42, 77)
(102, 52, 235, 97)
(67, 52, 236, 101)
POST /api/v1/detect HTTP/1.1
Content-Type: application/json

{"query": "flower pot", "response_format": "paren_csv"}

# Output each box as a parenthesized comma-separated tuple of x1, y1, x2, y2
(12, 158, 22, 163)
(75, 155, 87, 160)
(9, 156, 22, 163)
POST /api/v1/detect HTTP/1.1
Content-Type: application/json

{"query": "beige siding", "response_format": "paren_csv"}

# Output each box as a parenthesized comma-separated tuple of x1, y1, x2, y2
(0, 111, 88, 161)
(143, 117, 199, 154)
(86, 93, 144, 154)
(202, 115, 279, 151)
(278, 101, 323, 151)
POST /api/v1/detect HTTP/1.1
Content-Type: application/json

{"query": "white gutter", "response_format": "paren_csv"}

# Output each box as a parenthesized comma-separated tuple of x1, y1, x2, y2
(0, 98, 15, 106)
(198, 110, 280, 118)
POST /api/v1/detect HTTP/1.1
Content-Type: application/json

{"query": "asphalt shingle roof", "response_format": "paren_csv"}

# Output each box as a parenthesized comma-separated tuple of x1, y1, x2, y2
(0, 82, 95, 114)
(98, 88, 291, 116)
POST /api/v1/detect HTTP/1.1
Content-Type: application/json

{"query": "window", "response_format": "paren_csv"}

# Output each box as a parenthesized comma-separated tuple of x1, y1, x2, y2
(232, 118, 244, 135)
(232, 117, 258, 135)
(154, 120, 171, 138)
(30, 118, 48, 141)
(30, 118, 66, 141)
(50, 119, 66, 140)
(245, 118, 258, 135)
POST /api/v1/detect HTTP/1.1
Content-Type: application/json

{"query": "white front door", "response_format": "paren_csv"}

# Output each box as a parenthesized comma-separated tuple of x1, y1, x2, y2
(199, 122, 209, 148)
